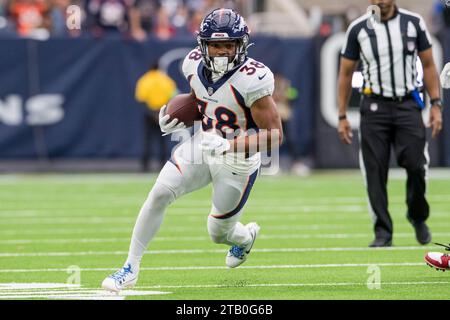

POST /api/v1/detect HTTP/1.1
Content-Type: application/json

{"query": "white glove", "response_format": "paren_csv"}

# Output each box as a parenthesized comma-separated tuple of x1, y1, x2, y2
(199, 131, 231, 156)
(440, 62, 450, 89)
(158, 105, 186, 136)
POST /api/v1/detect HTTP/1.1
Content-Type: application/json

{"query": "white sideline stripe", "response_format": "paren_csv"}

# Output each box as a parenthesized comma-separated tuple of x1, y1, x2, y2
(0, 294, 125, 300)
(0, 262, 426, 273)
(2, 232, 450, 243)
(0, 283, 170, 300)
(0, 246, 439, 258)
(0, 290, 169, 296)
(137, 281, 450, 289)
(0, 290, 111, 295)
(0, 290, 170, 300)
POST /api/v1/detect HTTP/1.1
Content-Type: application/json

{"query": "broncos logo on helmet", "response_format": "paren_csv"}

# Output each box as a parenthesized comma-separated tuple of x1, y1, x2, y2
(197, 8, 251, 75)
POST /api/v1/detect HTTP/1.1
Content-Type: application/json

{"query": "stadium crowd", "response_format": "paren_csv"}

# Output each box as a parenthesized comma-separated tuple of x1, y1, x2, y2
(0, 0, 248, 39)
(1, 0, 448, 40)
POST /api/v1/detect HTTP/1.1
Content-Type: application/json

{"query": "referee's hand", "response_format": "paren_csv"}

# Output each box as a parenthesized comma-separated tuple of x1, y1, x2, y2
(429, 106, 443, 138)
(338, 119, 353, 144)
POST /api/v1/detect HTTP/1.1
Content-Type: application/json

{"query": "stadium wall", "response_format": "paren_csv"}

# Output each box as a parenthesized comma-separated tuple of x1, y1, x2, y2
(0, 34, 448, 169)
(0, 36, 315, 162)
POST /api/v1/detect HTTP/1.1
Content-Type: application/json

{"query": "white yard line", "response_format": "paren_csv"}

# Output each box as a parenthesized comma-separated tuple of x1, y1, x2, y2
(136, 281, 450, 289)
(3, 214, 450, 224)
(0, 262, 426, 273)
(0, 246, 439, 258)
(2, 232, 450, 241)
(3, 198, 450, 217)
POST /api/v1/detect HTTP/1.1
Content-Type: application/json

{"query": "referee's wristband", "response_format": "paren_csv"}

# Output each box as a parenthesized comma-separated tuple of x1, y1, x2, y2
(338, 114, 347, 121)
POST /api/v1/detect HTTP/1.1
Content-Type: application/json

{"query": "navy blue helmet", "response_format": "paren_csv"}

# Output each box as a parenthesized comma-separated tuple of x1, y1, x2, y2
(197, 8, 251, 74)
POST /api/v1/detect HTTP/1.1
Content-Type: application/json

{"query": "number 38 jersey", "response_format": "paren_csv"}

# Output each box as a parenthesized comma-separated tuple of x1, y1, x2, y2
(182, 47, 275, 175)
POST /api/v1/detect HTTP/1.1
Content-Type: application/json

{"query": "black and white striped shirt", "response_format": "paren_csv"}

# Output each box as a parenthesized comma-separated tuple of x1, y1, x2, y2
(341, 6, 433, 98)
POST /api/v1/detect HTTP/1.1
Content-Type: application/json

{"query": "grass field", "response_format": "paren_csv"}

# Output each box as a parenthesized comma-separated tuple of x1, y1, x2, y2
(1, 170, 450, 300)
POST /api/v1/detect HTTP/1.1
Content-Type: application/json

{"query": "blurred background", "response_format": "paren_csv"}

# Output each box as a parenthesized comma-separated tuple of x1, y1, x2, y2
(0, 0, 449, 175)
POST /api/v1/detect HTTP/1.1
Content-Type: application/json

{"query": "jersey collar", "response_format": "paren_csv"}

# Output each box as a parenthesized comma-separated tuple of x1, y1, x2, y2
(197, 59, 247, 96)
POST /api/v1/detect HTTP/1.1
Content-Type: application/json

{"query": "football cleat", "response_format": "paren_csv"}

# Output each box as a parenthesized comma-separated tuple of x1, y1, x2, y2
(101, 263, 138, 292)
(425, 252, 450, 271)
(425, 243, 450, 271)
(226, 222, 260, 268)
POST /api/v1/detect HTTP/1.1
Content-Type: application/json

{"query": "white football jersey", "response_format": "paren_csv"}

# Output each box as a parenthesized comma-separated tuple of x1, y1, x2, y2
(182, 47, 275, 175)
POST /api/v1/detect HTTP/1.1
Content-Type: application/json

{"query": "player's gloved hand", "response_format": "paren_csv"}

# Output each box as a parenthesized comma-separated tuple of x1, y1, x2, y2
(199, 131, 231, 156)
(159, 105, 186, 136)
(440, 62, 450, 89)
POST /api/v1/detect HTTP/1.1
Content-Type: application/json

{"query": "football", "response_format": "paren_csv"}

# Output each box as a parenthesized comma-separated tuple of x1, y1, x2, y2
(166, 93, 202, 127)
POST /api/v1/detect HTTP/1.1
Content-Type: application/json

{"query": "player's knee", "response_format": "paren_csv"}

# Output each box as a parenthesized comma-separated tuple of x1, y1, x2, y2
(147, 183, 175, 211)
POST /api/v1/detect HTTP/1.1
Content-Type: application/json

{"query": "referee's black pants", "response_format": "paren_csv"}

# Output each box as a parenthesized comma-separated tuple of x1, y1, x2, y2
(359, 96, 430, 241)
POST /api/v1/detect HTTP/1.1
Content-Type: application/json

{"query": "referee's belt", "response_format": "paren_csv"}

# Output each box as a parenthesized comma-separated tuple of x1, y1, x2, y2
(364, 92, 413, 102)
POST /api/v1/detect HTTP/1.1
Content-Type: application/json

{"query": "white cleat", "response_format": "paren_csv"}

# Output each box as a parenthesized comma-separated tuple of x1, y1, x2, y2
(101, 263, 138, 293)
(226, 222, 260, 268)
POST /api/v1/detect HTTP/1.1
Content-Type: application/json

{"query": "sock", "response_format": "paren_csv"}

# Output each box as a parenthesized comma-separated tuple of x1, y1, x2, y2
(207, 213, 251, 247)
(226, 221, 252, 247)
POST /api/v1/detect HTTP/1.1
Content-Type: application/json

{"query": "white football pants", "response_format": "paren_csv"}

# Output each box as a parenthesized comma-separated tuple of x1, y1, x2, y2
(127, 133, 258, 266)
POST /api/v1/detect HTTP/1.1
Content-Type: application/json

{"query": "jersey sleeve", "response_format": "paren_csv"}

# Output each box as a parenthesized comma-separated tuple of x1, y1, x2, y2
(182, 48, 202, 81)
(341, 23, 361, 61)
(416, 14, 432, 52)
(245, 66, 275, 108)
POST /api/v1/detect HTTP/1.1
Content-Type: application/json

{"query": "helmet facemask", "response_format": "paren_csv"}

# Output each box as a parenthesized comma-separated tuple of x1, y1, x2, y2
(197, 34, 250, 76)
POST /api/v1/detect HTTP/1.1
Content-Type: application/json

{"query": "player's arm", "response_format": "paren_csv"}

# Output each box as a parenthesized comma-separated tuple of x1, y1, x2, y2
(337, 57, 358, 144)
(419, 48, 442, 138)
(228, 95, 283, 153)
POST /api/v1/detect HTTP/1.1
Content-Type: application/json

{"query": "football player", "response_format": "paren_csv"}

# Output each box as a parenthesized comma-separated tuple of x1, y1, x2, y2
(102, 8, 283, 292)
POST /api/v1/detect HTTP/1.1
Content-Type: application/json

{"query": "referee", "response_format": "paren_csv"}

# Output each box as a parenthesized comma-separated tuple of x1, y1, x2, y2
(337, 0, 443, 247)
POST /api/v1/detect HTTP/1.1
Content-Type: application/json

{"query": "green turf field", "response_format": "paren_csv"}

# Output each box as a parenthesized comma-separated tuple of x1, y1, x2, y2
(1, 170, 450, 300)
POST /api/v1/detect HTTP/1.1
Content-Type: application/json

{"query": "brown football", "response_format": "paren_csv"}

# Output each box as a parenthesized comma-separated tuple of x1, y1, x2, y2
(166, 93, 202, 127)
